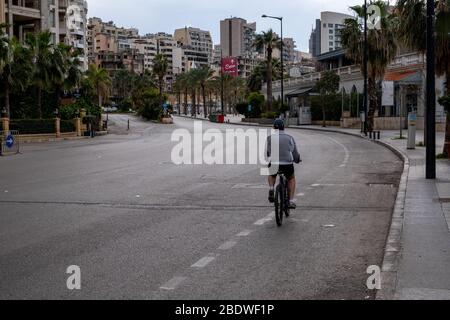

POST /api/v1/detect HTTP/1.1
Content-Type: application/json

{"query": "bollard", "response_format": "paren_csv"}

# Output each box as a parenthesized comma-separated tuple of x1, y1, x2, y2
(75, 117, 82, 137)
(407, 112, 417, 150)
(127, 119, 130, 131)
(55, 117, 61, 138)
(1, 117, 9, 133)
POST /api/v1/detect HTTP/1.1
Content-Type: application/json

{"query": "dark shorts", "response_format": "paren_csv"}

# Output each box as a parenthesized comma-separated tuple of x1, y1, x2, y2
(271, 164, 295, 179)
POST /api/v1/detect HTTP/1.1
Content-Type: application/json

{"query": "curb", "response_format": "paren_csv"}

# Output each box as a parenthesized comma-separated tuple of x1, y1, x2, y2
(176, 117, 407, 300)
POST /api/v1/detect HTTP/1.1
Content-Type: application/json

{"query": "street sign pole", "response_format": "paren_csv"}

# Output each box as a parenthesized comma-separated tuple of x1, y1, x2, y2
(426, 0, 436, 179)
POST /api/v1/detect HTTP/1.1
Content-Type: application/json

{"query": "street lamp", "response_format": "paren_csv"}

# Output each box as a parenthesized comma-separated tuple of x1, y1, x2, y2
(426, 0, 436, 179)
(220, 48, 225, 116)
(262, 14, 284, 107)
(363, 0, 369, 136)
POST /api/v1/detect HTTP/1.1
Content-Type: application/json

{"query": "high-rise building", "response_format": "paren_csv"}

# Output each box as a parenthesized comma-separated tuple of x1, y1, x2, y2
(174, 26, 213, 67)
(220, 17, 256, 58)
(64, 0, 89, 70)
(2, 0, 89, 70)
(309, 12, 354, 57)
(309, 19, 322, 58)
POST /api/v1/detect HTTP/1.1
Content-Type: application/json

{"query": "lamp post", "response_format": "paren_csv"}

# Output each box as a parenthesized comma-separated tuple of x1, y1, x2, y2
(262, 14, 284, 106)
(220, 49, 225, 116)
(363, 0, 369, 136)
(426, 0, 436, 179)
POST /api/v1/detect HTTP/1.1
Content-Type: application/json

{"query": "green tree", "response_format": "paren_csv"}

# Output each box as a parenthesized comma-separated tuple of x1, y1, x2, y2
(195, 67, 214, 118)
(26, 31, 54, 119)
(0, 33, 33, 119)
(315, 71, 341, 127)
(137, 88, 165, 121)
(153, 54, 169, 94)
(341, 1, 398, 131)
(253, 30, 281, 111)
(395, 0, 450, 156)
(85, 64, 111, 107)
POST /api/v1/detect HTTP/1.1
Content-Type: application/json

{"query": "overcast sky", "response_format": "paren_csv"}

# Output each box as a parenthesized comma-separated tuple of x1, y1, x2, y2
(88, 0, 361, 52)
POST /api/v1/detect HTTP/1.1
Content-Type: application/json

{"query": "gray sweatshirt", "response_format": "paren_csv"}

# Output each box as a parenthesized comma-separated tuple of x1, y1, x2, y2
(266, 132, 301, 165)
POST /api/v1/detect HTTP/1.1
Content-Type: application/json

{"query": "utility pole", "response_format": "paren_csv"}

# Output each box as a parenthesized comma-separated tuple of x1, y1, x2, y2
(262, 15, 284, 105)
(426, 0, 436, 179)
(220, 49, 225, 116)
(363, 0, 369, 136)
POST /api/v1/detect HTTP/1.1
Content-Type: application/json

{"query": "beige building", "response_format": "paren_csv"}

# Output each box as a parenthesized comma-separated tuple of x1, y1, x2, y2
(220, 17, 256, 58)
(2, 0, 89, 70)
(87, 17, 138, 63)
(174, 26, 213, 66)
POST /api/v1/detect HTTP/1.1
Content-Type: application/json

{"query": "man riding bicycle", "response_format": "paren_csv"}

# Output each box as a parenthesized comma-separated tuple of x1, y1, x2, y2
(266, 119, 301, 209)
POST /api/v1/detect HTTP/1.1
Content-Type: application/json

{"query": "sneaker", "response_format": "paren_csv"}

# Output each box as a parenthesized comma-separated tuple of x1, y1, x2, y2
(289, 201, 297, 210)
(268, 190, 275, 203)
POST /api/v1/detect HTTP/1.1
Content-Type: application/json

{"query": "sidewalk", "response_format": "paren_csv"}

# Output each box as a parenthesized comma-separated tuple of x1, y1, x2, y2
(292, 125, 450, 300)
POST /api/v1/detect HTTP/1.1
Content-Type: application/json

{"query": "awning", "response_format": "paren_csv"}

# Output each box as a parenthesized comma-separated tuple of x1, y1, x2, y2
(384, 70, 421, 83)
(286, 87, 315, 98)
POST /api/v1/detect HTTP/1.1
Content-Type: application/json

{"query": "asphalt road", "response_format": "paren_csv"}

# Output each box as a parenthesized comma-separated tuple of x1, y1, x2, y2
(0, 115, 403, 300)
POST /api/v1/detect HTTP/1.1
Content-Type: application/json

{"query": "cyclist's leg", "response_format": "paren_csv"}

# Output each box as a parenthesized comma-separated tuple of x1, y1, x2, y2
(287, 176, 296, 201)
(268, 175, 277, 203)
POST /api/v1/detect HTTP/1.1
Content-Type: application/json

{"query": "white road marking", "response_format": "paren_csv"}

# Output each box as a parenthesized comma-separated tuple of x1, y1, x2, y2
(297, 193, 305, 197)
(191, 257, 216, 268)
(254, 213, 274, 226)
(160, 277, 187, 290)
(218, 241, 237, 250)
(323, 224, 336, 228)
(237, 230, 252, 237)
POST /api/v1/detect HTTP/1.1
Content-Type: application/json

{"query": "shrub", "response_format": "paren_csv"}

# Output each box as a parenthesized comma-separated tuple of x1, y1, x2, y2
(10, 119, 55, 134)
(60, 120, 76, 133)
(438, 95, 450, 113)
(136, 89, 166, 121)
(310, 94, 342, 121)
(60, 98, 101, 120)
(261, 112, 278, 119)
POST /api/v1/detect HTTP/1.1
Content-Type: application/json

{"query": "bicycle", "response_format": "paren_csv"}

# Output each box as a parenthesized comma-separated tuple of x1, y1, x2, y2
(274, 171, 291, 227)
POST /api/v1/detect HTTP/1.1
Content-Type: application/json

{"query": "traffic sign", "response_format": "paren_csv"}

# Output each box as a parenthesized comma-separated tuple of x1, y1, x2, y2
(5, 134, 14, 149)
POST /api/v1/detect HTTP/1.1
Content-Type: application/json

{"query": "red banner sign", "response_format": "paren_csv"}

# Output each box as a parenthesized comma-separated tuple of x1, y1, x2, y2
(221, 57, 238, 77)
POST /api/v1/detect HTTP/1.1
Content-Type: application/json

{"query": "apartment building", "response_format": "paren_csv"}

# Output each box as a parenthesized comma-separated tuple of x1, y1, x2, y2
(174, 26, 213, 68)
(2, 0, 89, 70)
(309, 11, 354, 56)
(283, 38, 297, 64)
(309, 19, 322, 58)
(220, 17, 256, 58)
(87, 17, 138, 59)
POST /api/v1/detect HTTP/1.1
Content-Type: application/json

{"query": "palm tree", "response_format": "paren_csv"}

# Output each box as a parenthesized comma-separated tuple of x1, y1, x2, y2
(341, 1, 398, 131)
(0, 36, 32, 119)
(85, 64, 111, 107)
(396, 0, 450, 156)
(153, 54, 169, 94)
(253, 29, 281, 111)
(195, 67, 214, 118)
(26, 31, 54, 119)
(186, 70, 200, 117)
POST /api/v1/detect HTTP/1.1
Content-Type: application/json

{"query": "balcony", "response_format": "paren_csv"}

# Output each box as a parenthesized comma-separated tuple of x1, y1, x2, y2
(6, 0, 41, 20)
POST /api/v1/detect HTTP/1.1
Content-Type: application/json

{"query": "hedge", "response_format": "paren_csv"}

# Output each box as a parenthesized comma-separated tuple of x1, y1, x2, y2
(9, 119, 55, 134)
(60, 120, 76, 133)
